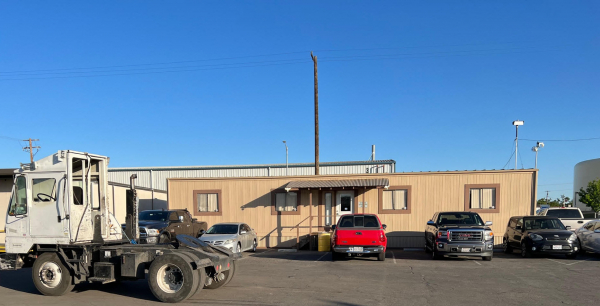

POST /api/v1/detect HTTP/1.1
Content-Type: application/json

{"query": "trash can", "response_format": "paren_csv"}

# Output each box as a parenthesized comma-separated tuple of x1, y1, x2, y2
(318, 232, 331, 252)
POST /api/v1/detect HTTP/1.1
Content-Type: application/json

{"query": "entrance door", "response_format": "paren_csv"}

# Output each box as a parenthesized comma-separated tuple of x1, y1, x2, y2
(336, 191, 354, 224)
(29, 172, 67, 238)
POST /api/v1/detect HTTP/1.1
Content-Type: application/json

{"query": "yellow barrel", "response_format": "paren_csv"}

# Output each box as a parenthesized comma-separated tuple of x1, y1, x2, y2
(318, 232, 331, 252)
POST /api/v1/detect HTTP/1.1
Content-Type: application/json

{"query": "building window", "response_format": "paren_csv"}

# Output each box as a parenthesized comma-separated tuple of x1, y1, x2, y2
(193, 190, 222, 216)
(378, 186, 412, 214)
(271, 190, 301, 215)
(464, 184, 500, 213)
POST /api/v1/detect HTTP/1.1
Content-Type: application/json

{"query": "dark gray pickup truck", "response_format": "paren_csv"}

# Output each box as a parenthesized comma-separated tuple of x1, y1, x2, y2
(425, 212, 495, 261)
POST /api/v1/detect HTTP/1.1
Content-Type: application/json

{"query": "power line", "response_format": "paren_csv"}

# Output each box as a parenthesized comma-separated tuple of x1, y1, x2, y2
(521, 137, 600, 142)
(538, 183, 573, 186)
(0, 44, 574, 81)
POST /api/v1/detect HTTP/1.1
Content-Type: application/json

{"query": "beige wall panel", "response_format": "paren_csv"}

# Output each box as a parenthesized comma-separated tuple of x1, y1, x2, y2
(168, 170, 536, 248)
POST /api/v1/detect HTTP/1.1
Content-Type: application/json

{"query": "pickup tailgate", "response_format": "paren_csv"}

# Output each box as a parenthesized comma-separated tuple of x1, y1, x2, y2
(336, 228, 382, 246)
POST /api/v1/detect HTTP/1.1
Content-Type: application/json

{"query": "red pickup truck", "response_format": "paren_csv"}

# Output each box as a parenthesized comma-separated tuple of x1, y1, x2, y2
(330, 214, 388, 261)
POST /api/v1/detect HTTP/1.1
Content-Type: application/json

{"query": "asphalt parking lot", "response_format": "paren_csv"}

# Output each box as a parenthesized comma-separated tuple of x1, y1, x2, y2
(0, 249, 599, 306)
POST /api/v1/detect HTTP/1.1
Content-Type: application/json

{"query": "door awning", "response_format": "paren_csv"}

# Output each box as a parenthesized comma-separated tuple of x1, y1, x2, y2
(284, 178, 389, 191)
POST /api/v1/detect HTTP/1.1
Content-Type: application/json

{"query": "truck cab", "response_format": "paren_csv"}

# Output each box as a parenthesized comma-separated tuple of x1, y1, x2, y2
(4, 150, 117, 255)
(536, 207, 588, 231)
(330, 214, 387, 261)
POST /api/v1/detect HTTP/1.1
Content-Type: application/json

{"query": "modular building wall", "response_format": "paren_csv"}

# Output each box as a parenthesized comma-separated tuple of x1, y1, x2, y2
(167, 170, 537, 248)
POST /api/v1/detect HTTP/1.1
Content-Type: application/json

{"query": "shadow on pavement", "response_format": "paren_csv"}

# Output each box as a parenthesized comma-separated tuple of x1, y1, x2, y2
(0, 268, 38, 294)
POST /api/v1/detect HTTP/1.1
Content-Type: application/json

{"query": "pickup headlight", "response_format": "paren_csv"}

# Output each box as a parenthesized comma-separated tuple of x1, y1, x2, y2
(146, 229, 160, 236)
(568, 233, 577, 242)
(529, 234, 543, 241)
(484, 230, 494, 241)
(224, 239, 235, 245)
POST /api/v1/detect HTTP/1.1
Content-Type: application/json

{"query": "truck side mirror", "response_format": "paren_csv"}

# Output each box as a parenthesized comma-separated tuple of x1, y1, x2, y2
(382, 224, 387, 231)
(566, 225, 572, 230)
(485, 221, 493, 226)
(427, 220, 436, 226)
(199, 229, 206, 236)
(178, 216, 184, 222)
(331, 225, 336, 231)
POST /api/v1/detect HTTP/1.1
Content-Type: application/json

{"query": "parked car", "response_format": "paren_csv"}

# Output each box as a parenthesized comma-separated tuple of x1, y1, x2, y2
(575, 220, 600, 254)
(121, 209, 208, 244)
(330, 214, 387, 261)
(425, 212, 494, 261)
(503, 216, 579, 258)
(536, 207, 591, 232)
(199, 223, 258, 253)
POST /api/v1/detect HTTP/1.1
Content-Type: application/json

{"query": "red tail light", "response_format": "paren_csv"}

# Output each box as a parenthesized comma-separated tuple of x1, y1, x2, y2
(380, 231, 386, 242)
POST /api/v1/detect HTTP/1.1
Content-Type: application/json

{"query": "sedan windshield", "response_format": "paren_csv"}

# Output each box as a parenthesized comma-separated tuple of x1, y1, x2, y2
(524, 218, 565, 230)
(207, 224, 239, 235)
(438, 213, 483, 226)
(139, 211, 169, 222)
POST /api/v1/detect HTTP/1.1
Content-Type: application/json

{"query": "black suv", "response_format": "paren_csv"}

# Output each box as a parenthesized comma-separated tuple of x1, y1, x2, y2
(425, 212, 494, 261)
(503, 216, 579, 258)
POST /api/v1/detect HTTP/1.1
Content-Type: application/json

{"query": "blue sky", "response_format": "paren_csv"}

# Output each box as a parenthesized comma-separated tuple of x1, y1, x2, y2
(1, 1, 599, 200)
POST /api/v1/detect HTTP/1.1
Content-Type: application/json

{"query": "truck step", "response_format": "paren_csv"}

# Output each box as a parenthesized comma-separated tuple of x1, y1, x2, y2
(87, 277, 116, 284)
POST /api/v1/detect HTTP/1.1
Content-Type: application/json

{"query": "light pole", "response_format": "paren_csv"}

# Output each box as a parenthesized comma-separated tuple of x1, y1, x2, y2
(512, 120, 524, 170)
(282, 141, 288, 176)
(531, 141, 544, 169)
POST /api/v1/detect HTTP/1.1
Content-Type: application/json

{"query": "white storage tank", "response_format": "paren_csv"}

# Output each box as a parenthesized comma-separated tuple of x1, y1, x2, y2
(573, 158, 600, 212)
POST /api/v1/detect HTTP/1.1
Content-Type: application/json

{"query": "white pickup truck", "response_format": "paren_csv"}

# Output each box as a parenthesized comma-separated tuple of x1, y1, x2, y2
(536, 207, 591, 231)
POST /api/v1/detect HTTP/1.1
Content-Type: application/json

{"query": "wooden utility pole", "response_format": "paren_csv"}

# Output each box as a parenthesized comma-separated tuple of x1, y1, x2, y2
(311, 51, 320, 175)
(23, 138, 40, 164)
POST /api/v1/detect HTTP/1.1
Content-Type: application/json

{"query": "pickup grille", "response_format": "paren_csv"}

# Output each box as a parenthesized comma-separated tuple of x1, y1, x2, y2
(449, 231, 483, 241)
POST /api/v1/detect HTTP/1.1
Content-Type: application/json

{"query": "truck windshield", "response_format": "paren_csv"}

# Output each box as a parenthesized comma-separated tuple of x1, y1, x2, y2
(524, 218, 565, 230)
(438, 213, 483, 226)
(139, 211, 169, 222)
(8, 176, 27, 216)
(545, 209, 582, 219)
(206, 224, 239, 234)
(338, 215, 380, 228)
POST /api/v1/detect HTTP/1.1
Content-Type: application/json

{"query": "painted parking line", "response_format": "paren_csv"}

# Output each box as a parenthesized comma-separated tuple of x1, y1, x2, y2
(473, 260, 481, 266)
(391, 250, 397, 264)
(546, 258, 567, 265)
(566, 259, 590, 266)
(314, 252, 329, 262)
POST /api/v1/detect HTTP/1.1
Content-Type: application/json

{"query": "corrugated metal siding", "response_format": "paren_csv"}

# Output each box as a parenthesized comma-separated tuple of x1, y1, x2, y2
(108, 161, 394, 191)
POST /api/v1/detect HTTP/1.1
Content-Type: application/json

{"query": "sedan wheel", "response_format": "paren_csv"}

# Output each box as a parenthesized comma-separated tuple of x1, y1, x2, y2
(521, 243, 531, 258)
(251, 240, 257, 252)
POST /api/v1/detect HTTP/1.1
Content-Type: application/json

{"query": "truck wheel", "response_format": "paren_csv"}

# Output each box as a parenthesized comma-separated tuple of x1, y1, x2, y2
(503, 238, 513, 253)
(159, 234, 171, 244)
(521, 243, 531, 258)
(32, 252, 75, 296)
(482, 256, 492, 261)
(432, 249, 442, 260)
(205, 261, 236, 289)
(377, 252, 386, 261)
(148, 254, 198, 303)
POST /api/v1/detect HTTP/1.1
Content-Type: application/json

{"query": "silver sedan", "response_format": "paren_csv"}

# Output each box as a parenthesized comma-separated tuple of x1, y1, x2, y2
(576, 220, 600, 254)
(199, 222, 258, 253)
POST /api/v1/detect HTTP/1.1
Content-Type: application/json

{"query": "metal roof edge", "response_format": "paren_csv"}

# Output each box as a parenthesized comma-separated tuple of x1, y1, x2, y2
(166, 168, 538, 181)
(108, 160, 397, 171)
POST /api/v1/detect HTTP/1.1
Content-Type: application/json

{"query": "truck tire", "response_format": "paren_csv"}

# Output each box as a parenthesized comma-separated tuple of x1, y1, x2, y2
(432, 249, 442, 260)
(503, 238, 513, 253)
(482, 256, 492, 261)
(204, 260, 236, 289)
(32, 252, 75, 296)
(377, 252, 386, 261)
(331, 251, 339, 261)
(159, 234, 171, 244)
(148, 253, 199, 303)
(176, 251, 207, 298)
(521, 243, 531, 258)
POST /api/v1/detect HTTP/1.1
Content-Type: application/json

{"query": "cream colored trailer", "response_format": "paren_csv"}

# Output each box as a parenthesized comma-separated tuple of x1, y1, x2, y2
(168, 170, 537, 248)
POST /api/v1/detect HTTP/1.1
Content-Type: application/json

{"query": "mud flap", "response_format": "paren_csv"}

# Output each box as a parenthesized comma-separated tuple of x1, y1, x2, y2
(0, 253, 20, 270)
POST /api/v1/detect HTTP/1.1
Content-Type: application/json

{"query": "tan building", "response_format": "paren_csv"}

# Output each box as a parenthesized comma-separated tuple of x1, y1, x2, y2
(167, 169, 538, 248)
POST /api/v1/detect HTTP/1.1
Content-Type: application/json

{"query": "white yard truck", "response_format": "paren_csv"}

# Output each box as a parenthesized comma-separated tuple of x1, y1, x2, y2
(536, 207, 592, 232)
(0, 150, 238, 303)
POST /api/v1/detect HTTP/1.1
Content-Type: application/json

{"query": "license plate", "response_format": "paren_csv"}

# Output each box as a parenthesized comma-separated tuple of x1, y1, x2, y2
(461, 248, 471, 253)
(350, 247, 363, 252)
(552, 245, 562, 250)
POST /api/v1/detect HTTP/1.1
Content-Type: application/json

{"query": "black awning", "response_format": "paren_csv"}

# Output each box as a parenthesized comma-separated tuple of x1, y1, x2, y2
(285, 178, 389, 190)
